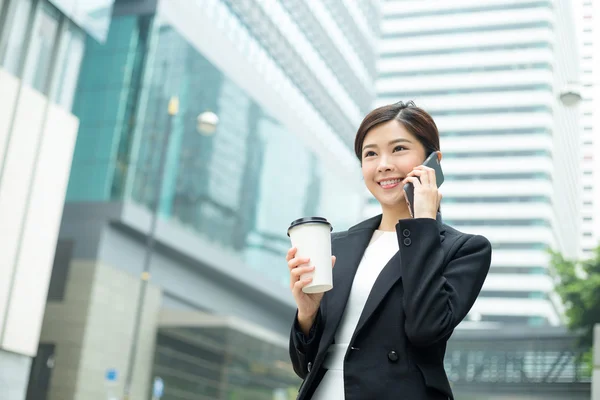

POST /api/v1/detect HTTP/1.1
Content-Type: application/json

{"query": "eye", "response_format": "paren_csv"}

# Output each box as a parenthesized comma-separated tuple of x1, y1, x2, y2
(393, 145, 406, 152)
(363, 150, 376, 158)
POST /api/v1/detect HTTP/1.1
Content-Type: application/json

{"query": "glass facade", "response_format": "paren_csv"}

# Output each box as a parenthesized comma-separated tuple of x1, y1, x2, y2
(22, 1, 60, 93)
(66, 8, 362, 288)
(154, 325, 300, 399)
(0, 0, 89, 111)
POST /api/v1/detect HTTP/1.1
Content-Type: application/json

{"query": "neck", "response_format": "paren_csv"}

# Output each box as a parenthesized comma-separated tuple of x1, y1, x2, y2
(378, 203, 412, 231)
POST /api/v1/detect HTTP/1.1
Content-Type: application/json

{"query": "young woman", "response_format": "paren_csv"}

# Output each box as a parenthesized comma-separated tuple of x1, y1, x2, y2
(286, 101, 492, 399)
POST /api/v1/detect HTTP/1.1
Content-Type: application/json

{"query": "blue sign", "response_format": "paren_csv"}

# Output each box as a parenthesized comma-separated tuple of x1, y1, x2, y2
(153, 377, 164, 398)
(105, 368, 118, 382)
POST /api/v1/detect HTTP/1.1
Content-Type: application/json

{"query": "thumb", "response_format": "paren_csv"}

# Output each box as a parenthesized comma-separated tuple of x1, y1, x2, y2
(332, 255, 336, 268)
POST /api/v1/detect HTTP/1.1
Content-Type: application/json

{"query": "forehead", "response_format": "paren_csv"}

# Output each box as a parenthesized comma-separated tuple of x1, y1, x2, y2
(363, 120, 414, 146)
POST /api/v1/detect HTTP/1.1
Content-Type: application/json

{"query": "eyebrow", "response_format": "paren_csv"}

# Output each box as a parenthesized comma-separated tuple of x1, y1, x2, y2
(362, 138, 413, 151)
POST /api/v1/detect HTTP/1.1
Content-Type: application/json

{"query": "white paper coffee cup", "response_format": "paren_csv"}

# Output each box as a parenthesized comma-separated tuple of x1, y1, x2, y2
(287, 217, 333, 294)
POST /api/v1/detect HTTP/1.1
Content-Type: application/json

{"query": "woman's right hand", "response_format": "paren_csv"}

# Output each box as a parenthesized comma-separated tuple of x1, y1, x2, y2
(287, 247, 336, 331)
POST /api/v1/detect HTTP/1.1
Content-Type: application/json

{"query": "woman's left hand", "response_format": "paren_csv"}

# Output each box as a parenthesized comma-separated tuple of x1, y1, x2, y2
(403, 165, 442, 219)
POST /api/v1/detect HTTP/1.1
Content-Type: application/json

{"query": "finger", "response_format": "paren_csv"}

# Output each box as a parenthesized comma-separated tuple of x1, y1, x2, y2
(427, 167, 437, 187)
(288, 257, 310, 270)
(291, 265, 315, 280)
(292, 277, 313, 294)
(286, 247, 297, 262)
(403, 176, 421, 187)
(438, 192, 443, 206)
(332, 255, 336, 268)
(419, 168, 430, 187)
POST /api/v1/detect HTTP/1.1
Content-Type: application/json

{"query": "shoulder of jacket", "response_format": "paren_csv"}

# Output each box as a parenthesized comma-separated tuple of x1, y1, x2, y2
(443, 223, 491, 249)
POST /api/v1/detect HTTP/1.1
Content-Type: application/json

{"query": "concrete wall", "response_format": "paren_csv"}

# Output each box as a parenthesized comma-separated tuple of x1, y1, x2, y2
(40, 261, 161, 400)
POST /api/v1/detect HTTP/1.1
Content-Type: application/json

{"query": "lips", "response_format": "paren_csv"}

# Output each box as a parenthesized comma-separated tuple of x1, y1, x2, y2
(379, 178, 403, 186)
(378, 177, 404, 189)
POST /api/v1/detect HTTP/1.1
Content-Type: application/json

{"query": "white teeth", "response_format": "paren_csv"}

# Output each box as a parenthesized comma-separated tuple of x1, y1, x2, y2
(380, 178, 401, 186)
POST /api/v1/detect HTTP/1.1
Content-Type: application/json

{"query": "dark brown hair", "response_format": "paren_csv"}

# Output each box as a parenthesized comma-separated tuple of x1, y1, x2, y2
(354, 101, 440, 162)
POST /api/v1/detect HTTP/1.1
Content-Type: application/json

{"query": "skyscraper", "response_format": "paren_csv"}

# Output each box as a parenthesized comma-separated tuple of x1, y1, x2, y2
(370, 0, 580, 327)
(5, 0, 380, 399)
(574, 0, 600, 259)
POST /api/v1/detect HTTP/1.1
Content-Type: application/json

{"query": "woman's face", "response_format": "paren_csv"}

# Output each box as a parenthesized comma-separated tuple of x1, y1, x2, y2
(361, 120, 428, 208)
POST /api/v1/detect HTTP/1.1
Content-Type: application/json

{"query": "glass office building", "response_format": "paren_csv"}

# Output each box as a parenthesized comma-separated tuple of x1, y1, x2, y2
(25, 0, 378, 399)
(0, 0, 112, 399)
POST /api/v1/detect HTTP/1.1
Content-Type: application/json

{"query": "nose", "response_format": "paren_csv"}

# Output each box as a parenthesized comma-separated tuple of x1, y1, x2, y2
(377, 155, 392, 172)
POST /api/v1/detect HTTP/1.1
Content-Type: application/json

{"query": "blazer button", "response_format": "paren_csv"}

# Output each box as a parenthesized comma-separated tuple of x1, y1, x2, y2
(403, 229, 410, 237)
(403, 238, 412, 246)
(387, 350, 399, 362)
(307, 362, 312, 372)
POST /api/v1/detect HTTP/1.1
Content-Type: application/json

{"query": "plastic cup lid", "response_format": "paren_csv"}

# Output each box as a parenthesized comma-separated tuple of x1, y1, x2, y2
(287, 217, 332, 236)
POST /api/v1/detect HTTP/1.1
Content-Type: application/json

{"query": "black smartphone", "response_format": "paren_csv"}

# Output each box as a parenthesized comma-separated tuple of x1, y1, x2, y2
(403, 151, 444, 218)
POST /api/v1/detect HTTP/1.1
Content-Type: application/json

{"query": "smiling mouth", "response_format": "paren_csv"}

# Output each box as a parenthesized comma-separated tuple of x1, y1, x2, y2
(378, 178, 403, 189)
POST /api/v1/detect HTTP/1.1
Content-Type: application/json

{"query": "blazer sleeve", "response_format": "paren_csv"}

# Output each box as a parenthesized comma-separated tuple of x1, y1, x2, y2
(289, 307, 324, 379)
(396, 218, 492, 347)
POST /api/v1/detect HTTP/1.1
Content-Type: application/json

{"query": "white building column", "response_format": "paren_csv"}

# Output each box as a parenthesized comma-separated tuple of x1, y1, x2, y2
(0, 66, 79, 399)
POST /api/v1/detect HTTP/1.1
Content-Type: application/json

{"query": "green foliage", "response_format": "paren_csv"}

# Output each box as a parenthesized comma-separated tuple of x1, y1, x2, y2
(549, 245, 600, 348)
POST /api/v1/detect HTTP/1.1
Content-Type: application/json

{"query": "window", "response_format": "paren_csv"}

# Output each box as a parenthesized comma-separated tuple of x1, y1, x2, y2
(583, 217, 592, 222)
(479, 290, 547, 299)
(490, 266, 546, 275)
(383, 21, 553, 39)
(442, 128, 551, 137)
(583, 232, 593, 237)
(22, 1, 60, 93)
(384, 1, 553, 19)
(492, 243, 548, 250)
(446, 172, 551, 181)
(379, 63, 552, 78)
(444, 150, 550, 159)
(381, 42, 552, 58)
(446, 219, 551, 227)
(432, 106, 552, 116)
(51, 24, 85, 110)
(0, 0, 33, 75)
(380, 84, 553, 98)
(444, 196, 551, 204)
(584, 186, 592, 191)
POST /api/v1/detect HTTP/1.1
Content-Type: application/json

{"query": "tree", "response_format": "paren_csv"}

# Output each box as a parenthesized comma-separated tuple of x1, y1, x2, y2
(549, 244, 600, 366)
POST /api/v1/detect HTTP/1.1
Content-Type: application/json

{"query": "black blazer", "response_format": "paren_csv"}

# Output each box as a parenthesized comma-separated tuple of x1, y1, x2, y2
(289, 214, 492, 400)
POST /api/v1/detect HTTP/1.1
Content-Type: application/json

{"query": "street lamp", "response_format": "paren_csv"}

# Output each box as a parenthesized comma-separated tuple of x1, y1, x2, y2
(559, 82, 582, 107)
(197, 111, 219, 135)
(122, 96, 218, 399)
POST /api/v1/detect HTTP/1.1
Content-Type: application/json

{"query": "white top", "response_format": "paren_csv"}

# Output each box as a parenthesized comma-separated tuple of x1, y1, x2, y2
(312, 230, 399, 399)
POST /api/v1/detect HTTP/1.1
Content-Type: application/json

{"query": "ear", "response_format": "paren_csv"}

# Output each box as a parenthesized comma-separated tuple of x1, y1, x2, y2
(436, 151, 443, 162)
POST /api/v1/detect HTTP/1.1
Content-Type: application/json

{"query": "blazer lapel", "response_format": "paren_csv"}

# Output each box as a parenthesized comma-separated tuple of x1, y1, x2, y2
(320, 215, 381, 352)
(352, 213, 447, 340)
(320, 213, 447, 352)
(352, 251, 402, 337)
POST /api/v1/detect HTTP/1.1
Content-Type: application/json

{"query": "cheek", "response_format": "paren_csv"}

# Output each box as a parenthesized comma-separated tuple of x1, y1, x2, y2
(361, 163, 375, 181)
(397, 155, 422, 172)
